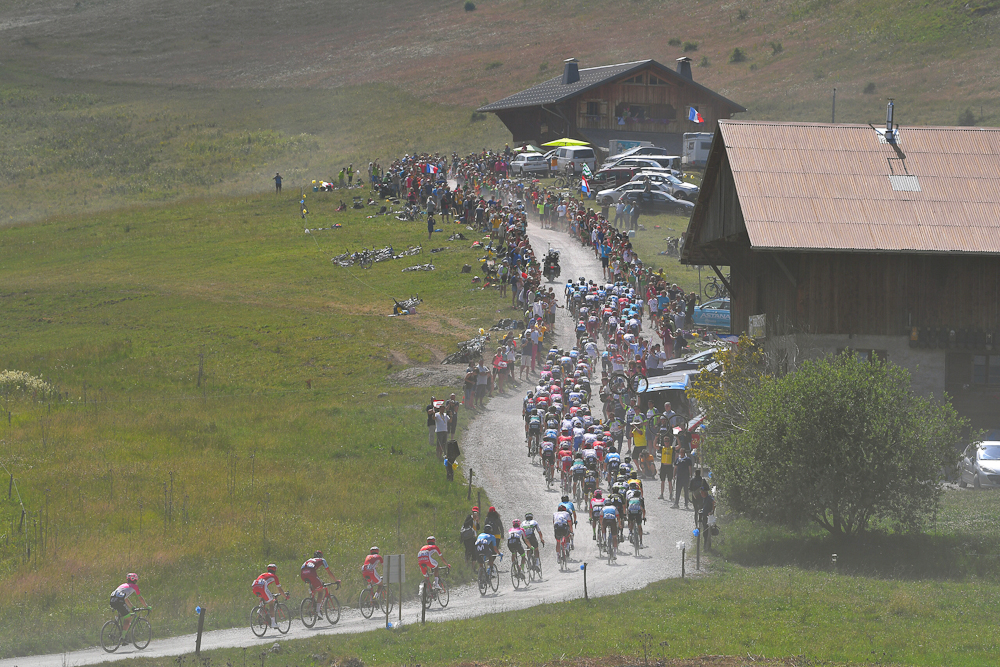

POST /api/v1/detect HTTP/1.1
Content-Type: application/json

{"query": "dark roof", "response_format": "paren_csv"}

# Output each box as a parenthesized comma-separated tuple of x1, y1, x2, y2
(477, 59, 747, 114)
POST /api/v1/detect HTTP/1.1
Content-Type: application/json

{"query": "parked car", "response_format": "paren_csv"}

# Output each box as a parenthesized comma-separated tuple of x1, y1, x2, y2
(554, 146, 597, 174)
(630, 171, 700, 201)
(657, 345, 725, 375)
(589, 166, 639, 190)
(603, 156, 681, 173)
(597, 181, 673, 206)
(622, 190, 695, 215)
(689, 297, 731, 331)
(510, 152, 550, 176)
(608, 145, 675, 162)
(960, 441, 1000, 489)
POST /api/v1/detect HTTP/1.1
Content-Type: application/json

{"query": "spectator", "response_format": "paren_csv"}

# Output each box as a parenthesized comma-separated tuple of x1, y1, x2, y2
(273, 172, 282, 193)
(426, 397, 437, 450)
(461, 507, 480, 563)
(434, 404, 450, 460)
(673, 448, 693, 509)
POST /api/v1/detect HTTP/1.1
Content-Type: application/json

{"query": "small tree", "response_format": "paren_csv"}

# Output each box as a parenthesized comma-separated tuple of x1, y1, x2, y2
(729, 48, 748, 63)
(958, 108, 977, 126)
(693, 348, 966, 537)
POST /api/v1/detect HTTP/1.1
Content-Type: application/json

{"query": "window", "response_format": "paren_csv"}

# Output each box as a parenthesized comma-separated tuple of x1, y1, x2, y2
(700, 142, 713, 150)
(648, 74, 669, 86)
(972, 355, 1000, 386)
(586, 101, 601, 116)
(622, 74, 645, 85)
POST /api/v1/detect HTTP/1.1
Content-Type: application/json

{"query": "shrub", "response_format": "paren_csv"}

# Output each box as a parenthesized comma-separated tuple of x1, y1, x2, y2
(863, 82, 876, 94)
(699, 56, 710, 67)
(485, 61, 502, 71)
(958, 108, 977, 126)
(683, 41, 699, 52)
(470, 111, 487, 123)
(464, 1, 476, 10)
(729, 47, 747, 63)
(539, 62, 549, 72)
(737, 8, 750, 20)
(668, 38, 682, 46)
(770, 41, 783, 55)
(750, 63, 758, 71)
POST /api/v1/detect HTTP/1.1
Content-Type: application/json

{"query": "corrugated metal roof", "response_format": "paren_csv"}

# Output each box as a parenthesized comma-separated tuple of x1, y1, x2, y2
(477, 60, 747, 114)
(715, 121, 1000, 254)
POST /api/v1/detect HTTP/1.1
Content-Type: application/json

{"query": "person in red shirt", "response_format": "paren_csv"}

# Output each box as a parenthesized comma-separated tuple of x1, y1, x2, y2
(417, 536, 450, 591)
(362, 546, 384, 587)
(252, 564, 288, 629)
(300, 550, 341, 608)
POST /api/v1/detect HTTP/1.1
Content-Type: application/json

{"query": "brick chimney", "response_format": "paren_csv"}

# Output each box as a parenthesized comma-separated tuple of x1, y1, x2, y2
(562, 58, 580, 85)
(676, 57, 693, 81)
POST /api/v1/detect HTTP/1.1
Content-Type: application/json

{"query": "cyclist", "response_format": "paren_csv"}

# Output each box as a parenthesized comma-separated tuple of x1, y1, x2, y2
(560, 494, 578, 528)
(418, 536, 451, 592)
(589, 489, 605, 540)
(507, 520, 529, 574)
(301, 550, 341, 608)
(570, 455, 588, 498)
(557, 442, 574, 490)
(552, 504, 574, 559)
(601, 502, 620, 554)
(361, 546, 384, 591)
(475, 524, 500, 571)
(521, 512, 545, 566)
(110, 573, 149, 638)
(541, 437, 556, 481)
(252, 564, 289, 629)
(626, 481, 646, 544)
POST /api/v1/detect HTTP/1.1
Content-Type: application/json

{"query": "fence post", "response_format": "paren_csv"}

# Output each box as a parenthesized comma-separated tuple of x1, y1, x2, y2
(467, 469, 473, 500)
(582, 562, 588, 599)
(195, 606, 206, 654)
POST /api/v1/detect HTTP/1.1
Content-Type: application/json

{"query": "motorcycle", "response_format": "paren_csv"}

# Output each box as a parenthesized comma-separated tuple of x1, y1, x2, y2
(543, 249, 561, 282)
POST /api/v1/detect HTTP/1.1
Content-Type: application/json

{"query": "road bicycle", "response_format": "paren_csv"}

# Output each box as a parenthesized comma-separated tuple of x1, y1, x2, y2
(596, 520, 607, 557)
(704, 275, 730, 299)
(543, 458, 555, 489)
(359, 578, 396, 619)
(603, 523, 618, 563)
(628, 516, 643, 557)
(419, 565, 451, 609)
(526, 544, 543, 582)
(527, 430, 540, 460)
(300, 581, 341, 628)
(555, 533, 570, 570)
(477, 554, 501, 595)
(249, 598, 290, 636)
(510, 551, 528, 589)
(101, 607, 152, 653)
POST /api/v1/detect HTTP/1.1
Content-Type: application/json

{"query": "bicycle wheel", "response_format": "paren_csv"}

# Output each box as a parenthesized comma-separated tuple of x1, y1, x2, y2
(511, 562, 522, 589)
(633, 530, 640, 557)
(437, 579, 450, 608)
(704, 281, 720, 299)
(608, 373, 628, 395)
(489, 564, 500, 592)
(131, 617, 152, 650)
(358, 588, 375, 619)
(300, 598, 317, 627)
(534, 554, 543, 580)
(382, 586, 396, 615)
(274, 603, 291, 634)
(250, 605, 268, 637)
(322, 595, 340, 625)
(477, 569, 488, 596)
(100, 620, 122, 653)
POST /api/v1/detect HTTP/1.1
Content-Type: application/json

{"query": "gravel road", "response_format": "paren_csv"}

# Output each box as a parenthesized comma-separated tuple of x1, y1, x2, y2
(1, 215, 701, 667)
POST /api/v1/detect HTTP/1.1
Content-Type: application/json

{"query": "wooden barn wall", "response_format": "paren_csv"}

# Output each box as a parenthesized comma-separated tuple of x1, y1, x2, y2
(497, 109, 542, 143)
(732, 252, 1000, 336)
(573, 69, 723, 135)
(696, 155, 744, 245)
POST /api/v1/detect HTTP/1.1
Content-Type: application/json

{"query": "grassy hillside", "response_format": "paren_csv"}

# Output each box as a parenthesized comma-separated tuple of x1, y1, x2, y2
(0, 193, 507, 656)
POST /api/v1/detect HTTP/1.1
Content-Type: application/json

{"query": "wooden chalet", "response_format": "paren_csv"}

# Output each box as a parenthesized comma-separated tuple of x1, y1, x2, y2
(478, 58, 746, 152)
(681, 117, 1000, 430)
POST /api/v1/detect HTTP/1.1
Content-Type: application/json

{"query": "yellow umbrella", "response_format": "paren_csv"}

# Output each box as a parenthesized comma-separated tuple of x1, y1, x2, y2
(541, 138, 590, 147)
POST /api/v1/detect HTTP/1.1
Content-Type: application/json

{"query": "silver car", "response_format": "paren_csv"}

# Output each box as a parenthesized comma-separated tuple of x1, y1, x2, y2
(510, 152, 550, 176)
(959, 441, 1000, 489)
(597, 180, 672, 205)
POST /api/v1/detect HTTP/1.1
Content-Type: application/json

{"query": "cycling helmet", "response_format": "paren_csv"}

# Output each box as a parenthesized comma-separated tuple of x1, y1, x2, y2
(512, 519, 521, 528)
(314, 550, 324, 558)
(594, 490, 603, 498)
(527, 391, 534, 398)
(624, 456, 632, 464)
(370, 546, 380, 554)
(267, 564, 277, 573)
(557, 504, 567, 511)
(127, 572, 139, 583)
(484, 523, 494, 534)
(561, 495, 570, 502)
(524, 512, 533, 520)
(427, 536, 436, 545)
(628, 482, 638, 489)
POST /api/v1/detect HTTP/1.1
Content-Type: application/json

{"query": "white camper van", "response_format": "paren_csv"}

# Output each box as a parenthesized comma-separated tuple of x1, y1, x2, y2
(682, 132, 714, 167)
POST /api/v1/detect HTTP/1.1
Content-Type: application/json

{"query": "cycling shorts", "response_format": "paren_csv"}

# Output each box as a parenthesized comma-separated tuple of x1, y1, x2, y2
(508, 540, 524, 555)
(300, 569, 322, 591)
(252, 581, 275, 602)
(542, 452, 555, 465)
(110, 597, 130, 618)
(418, 554, 439, 575)
(525, 533, 539, 550)
(553, 523, 570, 540)
(602, 516, 618, 531)
(362, 569, 382, 585)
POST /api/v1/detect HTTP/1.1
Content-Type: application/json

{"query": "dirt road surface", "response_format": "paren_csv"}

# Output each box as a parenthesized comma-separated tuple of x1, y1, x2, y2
(1, 216, 700, 667)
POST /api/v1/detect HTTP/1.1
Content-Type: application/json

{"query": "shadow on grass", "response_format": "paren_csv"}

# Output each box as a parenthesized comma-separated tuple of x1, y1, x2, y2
(719, 519, 1000, 581)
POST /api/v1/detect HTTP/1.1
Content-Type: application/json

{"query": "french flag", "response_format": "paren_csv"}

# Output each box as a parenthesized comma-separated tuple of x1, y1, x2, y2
(581, 174, 590, 194)
(424, 163, 438, 174)
(688, 107, 705, 124)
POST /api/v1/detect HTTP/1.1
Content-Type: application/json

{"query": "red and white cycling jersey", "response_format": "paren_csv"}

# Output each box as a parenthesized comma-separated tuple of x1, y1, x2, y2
(417, 544, 441, 563)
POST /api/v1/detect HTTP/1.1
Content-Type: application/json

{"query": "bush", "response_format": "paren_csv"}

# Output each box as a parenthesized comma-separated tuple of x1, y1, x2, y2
(470, 111, 487, 123)
(702, 350, 967, 537)
(770, 41, 783, 55)
(668, 38, 682, 46)
(863, 82, 876, 94)
(958, 108, 977, 126)
(737, 8, 750, 20)
(683, 41, 699, 52)
(485, 61, 502, 71)
(464, 0, 476, 9)
(699, 56, 710, 67)
(729, 47, 747, 63)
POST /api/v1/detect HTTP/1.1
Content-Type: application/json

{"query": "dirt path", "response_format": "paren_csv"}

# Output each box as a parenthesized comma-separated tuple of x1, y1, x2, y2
(0, 215, 701, 667)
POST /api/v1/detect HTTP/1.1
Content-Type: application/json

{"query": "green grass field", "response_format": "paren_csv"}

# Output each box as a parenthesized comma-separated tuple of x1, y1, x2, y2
(0, 192, 511, 656)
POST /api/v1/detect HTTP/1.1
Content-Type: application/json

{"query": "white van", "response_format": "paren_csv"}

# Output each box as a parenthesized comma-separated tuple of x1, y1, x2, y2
(555, 147, 597, 174)
(683, 132, 714, 166)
